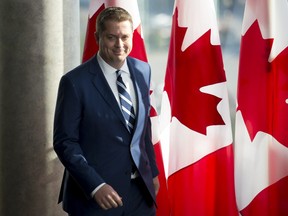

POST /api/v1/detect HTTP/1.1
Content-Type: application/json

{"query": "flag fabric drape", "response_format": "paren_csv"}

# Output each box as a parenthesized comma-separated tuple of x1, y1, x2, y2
(159, 0, 238, 215)
(81, 1, 170, 215)
(235, 0, 288, 215)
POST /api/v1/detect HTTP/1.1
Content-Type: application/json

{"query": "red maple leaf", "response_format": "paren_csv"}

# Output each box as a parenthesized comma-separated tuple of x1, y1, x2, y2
(237, 20, 288, 147)
(164, 8, 226, 135)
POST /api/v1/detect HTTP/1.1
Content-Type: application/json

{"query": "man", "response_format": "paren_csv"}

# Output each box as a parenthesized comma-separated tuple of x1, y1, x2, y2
(53, 6, 159, 216)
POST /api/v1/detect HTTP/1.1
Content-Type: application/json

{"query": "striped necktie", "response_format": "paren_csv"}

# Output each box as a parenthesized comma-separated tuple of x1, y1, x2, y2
(116, 70, 136, 133)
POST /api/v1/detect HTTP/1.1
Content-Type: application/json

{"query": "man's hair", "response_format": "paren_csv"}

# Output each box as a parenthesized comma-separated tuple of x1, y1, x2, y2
(95, 7, 133, 38)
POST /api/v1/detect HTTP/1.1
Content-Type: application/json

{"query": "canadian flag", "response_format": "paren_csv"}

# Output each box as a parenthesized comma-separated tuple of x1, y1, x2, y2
(160, 0, 238, 215)
(235, 0, 288, 215)
(82, 1, 170, 215)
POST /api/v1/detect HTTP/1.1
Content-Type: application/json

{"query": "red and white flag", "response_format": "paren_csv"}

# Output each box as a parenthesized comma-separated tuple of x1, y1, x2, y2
(235, 0, 288, 215)
(82, 1, 170, 215)
(160, 0, 238, 215)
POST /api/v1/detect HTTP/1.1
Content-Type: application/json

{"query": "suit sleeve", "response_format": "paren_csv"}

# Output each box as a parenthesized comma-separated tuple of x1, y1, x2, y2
(53, 75, 104, 199)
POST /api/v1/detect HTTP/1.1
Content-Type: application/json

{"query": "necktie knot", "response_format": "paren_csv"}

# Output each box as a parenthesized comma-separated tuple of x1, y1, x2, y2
(116, 69, 121, 79)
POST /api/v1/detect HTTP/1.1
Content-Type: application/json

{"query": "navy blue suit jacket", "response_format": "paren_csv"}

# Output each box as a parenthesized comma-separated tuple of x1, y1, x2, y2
(53, 55, 159, 215)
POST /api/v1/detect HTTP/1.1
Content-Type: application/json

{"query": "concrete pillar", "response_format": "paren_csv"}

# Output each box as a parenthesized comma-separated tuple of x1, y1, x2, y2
(0, 0, 80, 215)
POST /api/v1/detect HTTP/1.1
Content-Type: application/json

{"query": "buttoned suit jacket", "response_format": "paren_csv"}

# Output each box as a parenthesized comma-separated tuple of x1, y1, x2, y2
(53, 55, 159, 215)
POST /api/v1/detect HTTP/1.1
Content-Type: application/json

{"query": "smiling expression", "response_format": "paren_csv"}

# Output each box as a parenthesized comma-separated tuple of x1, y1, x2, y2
(96, 20, 133, 69)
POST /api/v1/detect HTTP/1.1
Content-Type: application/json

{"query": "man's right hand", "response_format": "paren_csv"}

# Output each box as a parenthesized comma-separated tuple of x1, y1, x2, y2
(93, 184, 123, 210)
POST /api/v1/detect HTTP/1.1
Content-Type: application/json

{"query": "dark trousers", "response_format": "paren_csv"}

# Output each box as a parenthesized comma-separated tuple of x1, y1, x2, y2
(68, 177, 155, 216)
(123, 177, 155, 216)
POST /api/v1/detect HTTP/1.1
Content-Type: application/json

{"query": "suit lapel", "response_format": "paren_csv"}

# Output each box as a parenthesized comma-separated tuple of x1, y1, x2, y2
(89, 56, 148, 134)
(89, 56, 127, 128)
(127, 59, 146, 136)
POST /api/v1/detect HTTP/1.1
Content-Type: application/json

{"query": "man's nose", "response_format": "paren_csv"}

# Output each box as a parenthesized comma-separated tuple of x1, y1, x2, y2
(115, 38, 123, 47)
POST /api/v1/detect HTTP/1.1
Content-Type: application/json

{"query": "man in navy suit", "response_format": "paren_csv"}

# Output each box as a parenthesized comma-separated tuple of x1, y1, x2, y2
(53, 6, 159, 216)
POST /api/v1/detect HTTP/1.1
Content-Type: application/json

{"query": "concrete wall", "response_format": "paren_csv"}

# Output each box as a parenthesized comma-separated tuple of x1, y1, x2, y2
(0, 0, 80, 215)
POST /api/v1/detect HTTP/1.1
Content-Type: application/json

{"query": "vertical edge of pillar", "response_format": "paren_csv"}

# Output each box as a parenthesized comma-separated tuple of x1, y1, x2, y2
(0, 1, 80, 215)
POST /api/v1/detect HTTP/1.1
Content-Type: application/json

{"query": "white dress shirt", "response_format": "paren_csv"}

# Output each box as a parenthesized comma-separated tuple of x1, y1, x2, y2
(97, 53, 137, 113)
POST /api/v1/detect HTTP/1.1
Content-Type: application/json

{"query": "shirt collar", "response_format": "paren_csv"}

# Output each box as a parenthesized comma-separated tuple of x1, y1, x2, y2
(97, 53, 130, 75)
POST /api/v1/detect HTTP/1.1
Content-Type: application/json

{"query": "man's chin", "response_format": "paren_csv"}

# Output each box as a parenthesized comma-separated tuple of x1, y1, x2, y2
(114, 56, 127, 62)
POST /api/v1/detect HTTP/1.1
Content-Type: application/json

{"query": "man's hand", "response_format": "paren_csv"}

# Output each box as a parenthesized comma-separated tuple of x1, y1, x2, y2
(153, 176, 160, 196)
(93, 184, 123, 210)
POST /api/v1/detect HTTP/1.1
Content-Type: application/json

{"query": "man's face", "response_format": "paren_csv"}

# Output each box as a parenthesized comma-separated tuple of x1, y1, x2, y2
(97, 20, 133, 69)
